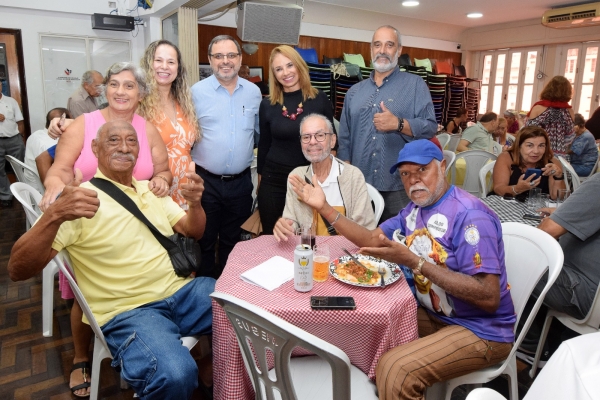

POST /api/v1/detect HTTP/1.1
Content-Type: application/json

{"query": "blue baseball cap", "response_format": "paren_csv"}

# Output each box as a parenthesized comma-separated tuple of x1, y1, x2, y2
(389, 140, 443, 173)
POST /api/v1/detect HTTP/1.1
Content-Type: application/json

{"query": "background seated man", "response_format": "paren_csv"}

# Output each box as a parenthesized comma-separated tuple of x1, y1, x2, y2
(273, 113, 376, 241)
(504, 109, 523, 134)
(457, 111, 502, 155)
(23, 108, 70, 193)
(568, 113, 598, 177)
(517, 172, 600, 364)
(289, 140, 515, 400)
(8, 120, 214, 400)
(35, 144, 55, 186)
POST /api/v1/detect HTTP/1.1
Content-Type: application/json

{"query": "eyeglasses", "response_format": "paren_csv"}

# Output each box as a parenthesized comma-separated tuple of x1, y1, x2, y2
(300, 132, 332, 144)
(209, 53, 240, 60)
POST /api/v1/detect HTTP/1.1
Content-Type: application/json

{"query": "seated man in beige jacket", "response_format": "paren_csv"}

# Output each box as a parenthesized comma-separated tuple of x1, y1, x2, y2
(273, 113, 376, 241)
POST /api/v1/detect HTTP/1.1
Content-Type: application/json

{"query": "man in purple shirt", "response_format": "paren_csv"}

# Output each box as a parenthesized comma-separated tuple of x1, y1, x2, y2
(289, 140, 515, 399)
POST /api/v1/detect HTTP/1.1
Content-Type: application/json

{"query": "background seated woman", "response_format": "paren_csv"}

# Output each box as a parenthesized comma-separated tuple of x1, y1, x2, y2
(492, 126, 566, 202)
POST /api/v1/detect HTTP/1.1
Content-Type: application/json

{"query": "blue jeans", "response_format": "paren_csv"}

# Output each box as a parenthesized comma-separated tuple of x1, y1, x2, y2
(572, 163, 594, 177)
(101, 277, 215, 400)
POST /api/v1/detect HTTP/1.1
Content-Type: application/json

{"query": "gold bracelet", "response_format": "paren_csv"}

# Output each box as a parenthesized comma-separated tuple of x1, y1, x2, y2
(154, 175, 169, 185)
(414, 257, 426, 275)
(512, 185, 518, 195)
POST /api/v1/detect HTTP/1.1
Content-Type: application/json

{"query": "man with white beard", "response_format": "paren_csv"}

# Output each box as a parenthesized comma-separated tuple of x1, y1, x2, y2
(338, 25, 437, 223)
(272, 113, 376, 241)
(289, 140, 515, 400)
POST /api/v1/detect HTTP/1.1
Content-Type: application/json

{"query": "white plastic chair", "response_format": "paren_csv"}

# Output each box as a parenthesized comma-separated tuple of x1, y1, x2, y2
(6, 154, 29, 183)
(365, 183, 384, 223)
(466, 388, 507, 400)
(446, 134, 462, 152)
(529, 283, 600, 378)
(11, 182, 58, 337)
(427, 222, 564, 400)
(211, 292, 378, 400)
(55, 251, 200, 400)
(6, 154, 45, 194)
(579, 155, 599, 182)
(437, 133, 451, 149)
(450, 150, 497, 197)
(478, 161, 496, 199)
(557, 155, 581, 191)
(443, 150, 456, 174)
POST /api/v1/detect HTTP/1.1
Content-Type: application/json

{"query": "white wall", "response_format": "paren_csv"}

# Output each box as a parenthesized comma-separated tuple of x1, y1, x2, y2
(199, 2, 464, 53)
(0, 6, 148, 131)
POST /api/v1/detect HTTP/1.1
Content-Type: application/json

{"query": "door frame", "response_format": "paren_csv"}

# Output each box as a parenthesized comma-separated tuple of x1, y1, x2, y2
(0, 28, 29, 137)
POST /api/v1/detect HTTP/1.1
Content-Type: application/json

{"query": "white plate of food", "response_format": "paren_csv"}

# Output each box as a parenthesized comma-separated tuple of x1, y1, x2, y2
(329, 254, 402, 287)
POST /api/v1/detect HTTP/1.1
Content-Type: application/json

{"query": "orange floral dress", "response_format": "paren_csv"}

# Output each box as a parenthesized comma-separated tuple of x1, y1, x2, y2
(154, 103, 196, 209)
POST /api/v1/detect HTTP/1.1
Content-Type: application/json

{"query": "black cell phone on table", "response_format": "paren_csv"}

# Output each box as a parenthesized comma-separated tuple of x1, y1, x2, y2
(310, 296, 356, 310)
(524, 168, 542, 180)
(523, 211, 549, 221)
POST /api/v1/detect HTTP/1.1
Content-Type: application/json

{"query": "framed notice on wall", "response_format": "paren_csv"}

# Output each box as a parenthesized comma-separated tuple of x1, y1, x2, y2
(40, 34, 131, 113)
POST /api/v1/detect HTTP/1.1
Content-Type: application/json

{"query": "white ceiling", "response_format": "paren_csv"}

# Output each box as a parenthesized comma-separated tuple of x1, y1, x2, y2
(310, 0, 585, 28)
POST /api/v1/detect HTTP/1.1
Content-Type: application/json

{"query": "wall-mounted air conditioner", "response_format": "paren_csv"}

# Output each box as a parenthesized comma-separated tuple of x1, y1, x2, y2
(542, 2, 600, 28)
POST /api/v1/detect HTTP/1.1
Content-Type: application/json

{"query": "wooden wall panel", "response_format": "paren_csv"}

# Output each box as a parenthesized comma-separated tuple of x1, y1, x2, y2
(198, 24, 462, 80)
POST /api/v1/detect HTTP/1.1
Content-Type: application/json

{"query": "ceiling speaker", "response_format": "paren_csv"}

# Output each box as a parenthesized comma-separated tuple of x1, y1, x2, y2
(237, 1, 303, 45)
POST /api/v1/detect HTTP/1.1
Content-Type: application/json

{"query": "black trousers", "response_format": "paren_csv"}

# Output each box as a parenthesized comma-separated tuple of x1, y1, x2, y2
(257, 160, 301, 235)
(196, 166, 253, 279)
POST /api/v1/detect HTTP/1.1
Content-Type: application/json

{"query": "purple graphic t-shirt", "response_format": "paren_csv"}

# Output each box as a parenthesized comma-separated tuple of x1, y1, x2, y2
(380, 186, 516, 343)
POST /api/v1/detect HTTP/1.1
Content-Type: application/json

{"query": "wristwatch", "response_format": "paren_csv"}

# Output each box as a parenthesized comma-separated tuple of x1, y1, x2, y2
(397, 117, 404, 133)
(414, 257, 426, 275)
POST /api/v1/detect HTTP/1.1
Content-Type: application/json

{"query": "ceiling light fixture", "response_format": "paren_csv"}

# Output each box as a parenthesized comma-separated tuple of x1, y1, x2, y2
(402, 1, 420, 6)
(467, 12, 483, 18)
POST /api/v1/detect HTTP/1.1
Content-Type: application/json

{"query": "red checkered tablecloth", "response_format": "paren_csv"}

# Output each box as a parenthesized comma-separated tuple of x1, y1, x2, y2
(212, 235, 419, 400)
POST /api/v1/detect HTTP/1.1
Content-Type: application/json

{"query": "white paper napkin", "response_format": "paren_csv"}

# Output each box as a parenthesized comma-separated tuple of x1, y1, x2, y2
(240, 256, 294, 291)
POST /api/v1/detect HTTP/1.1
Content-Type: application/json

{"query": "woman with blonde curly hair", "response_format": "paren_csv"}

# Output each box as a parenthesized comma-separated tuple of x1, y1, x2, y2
(257, 45, 336, 234)
(139, 39, 200, 208)
(526, 75, 575, 157)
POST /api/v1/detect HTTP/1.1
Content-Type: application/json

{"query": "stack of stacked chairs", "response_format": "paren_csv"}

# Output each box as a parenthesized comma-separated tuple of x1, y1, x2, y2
(400, 65, 428, 83)
(306, 61, 334, 103)
(428, 73, 447, 125)
(466, 78, 482, 123)
(445, 75, 467, 124)
(333, 74, 360, 120)
(360, 66, 374, 81)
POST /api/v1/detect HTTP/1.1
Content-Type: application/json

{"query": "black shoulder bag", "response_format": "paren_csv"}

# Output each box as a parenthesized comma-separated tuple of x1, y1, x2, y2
(90, 177, 199, 278)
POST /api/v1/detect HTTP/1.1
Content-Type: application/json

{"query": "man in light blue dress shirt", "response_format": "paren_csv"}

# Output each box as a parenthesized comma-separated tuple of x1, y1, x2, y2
(191, 35, 261, 278)
(337, 25, 437, 223)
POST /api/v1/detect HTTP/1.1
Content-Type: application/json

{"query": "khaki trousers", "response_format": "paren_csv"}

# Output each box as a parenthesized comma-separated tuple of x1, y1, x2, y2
(375, 308, 512, 400)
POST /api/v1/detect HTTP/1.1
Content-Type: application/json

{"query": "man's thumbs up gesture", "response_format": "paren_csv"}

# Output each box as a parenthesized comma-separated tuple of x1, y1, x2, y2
(374, 101, 403, 132)
(53, 169, 100, 222)
(180, 162, 204, 207)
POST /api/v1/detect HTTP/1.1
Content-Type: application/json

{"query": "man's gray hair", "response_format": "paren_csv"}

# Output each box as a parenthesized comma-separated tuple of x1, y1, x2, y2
(104, 62, 148, 98)
(299, 113, 334, 134)
(504, 109, 517, 117)
(82, 70, 101, 86)
(372, 25, 402, 47)
(208, 35, 241, 55)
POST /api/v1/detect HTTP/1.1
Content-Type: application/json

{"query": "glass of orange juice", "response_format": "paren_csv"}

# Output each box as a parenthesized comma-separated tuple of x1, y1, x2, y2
(313, 244, 330, 282)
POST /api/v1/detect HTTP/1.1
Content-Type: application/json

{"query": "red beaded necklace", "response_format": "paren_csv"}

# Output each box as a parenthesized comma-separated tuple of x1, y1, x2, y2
(282, 102, 303, 121)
